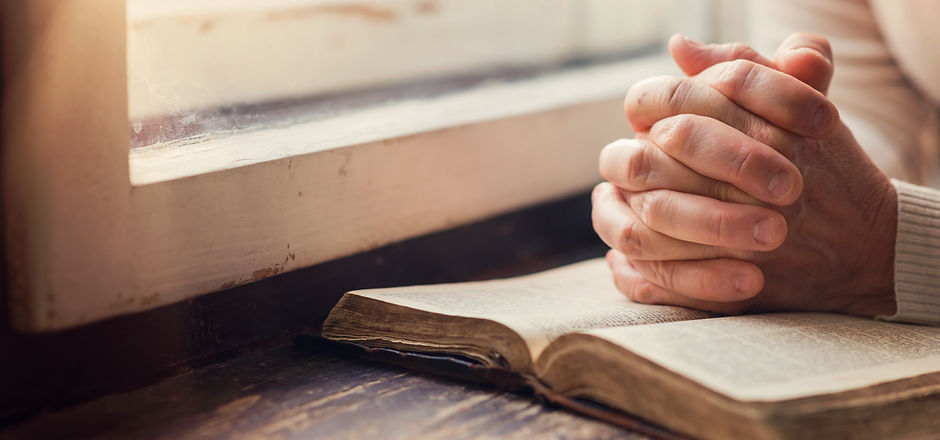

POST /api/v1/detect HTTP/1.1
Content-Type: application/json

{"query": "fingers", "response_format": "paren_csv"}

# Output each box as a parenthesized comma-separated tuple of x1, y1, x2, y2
(598, 138, 756, 204)
(695, 59, 839, 138)
(669, 33, 834, 95)
(773, 32, 833, 94)
(668, 34, 775, 76)
(629, 257, 763, 302)
(606, 250, 758, 312)
(648, 114, 803, 205)
(591, 182, 728, 260)
(623, 189, 787, 251)
(624, 75, 799, 151)
(625, 61, 838, 142)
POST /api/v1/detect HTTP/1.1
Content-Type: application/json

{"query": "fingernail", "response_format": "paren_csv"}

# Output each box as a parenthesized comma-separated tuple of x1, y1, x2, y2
(735, 276, 755, 294)
(790, 42, 829, 59)
(812, 105, 832, 132)
(752, 217, 775, 245)
(768, 171, 792, 201)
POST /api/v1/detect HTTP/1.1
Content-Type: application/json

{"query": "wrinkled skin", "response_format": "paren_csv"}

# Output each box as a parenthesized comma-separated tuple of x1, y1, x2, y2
(592, 34, 897, 317)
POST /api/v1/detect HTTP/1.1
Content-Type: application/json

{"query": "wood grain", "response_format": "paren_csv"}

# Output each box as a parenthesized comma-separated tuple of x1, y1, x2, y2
(0, 345, 650, 440)
(0, 192, 605, 425)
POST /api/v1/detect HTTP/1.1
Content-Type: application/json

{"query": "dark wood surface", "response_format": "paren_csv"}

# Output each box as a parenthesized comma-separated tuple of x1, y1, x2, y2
(0, 192, 607, 426)
(1, 343, 651, 440)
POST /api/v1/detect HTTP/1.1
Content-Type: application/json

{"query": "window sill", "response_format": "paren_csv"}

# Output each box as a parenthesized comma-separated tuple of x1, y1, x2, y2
(129, 55, 673, 185)
(8, 37, 675, 330)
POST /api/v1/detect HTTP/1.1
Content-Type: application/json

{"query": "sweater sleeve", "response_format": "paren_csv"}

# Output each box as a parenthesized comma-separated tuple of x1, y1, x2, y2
(883, 179, 940, 325)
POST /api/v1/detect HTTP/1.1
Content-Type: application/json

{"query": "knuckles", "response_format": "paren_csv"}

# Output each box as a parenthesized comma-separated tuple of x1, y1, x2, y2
(623, 142, 651, 189)
(632, 189, 672, 230)
(707, 178, 733, 203)
(628, 191, 653, 225)
(599, 139, 651, 190)
(590, 183, 655, 261)
(663, 76, 692, 111)
(625, 75, 689, 129)
(705, 208, 730, 246)
(699, 268, 722, 299)
(617, 217, 644, 258)
(631, 279, 656, 304)
(713, 59, 761, 96)
(648, 260, 678, 292)
(727, 43, 761, 62)
(650, 114, 697, 156)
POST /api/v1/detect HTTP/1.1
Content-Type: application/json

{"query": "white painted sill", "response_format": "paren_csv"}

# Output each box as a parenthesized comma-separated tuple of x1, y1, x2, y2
(129, 54, 674, 186)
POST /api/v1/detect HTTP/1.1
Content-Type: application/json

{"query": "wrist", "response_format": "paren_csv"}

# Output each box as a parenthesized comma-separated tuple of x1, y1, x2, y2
(862, 176, 898, 316)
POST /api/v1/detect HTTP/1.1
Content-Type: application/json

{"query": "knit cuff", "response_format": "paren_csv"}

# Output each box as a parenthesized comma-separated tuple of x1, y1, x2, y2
(883, 179, 940, 325)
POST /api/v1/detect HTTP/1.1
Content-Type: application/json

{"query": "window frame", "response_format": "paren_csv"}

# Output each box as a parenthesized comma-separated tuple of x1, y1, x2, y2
(3, 0, 697, 331)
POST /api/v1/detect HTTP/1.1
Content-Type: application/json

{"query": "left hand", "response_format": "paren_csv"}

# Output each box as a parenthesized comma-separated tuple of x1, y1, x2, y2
(592, 34, 898, 317)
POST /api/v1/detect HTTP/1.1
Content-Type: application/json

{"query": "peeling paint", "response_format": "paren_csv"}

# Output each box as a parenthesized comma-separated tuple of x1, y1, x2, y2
(281, 252, 297, 270)
(338, 151, 352, 176)
(141, 292, 161, 306)
(415, 1, 438, 15)
(252, 265, 281, 281)
(199, 20, 215, 33)
(266, 4, 397, 23)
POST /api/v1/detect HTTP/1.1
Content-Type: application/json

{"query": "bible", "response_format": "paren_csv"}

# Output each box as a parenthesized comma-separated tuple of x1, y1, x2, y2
(322, 258, 940, 439)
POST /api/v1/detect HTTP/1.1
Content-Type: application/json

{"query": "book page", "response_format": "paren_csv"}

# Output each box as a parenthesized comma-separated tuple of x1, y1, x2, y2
(587, 313, 940, 401)
(349, 258, 709, 360)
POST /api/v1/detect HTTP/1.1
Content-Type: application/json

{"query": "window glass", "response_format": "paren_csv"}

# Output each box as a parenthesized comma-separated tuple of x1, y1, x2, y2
(127, 0, 700, 149)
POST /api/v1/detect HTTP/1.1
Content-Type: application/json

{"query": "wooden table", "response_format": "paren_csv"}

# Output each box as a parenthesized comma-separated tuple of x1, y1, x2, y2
(2, 343, 651, 439)
(1, 193, 658, 439)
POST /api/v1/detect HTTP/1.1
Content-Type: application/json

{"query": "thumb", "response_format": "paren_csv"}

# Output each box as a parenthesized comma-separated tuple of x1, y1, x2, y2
(668, 34, 775, 76)
(773, 32, 834, 95)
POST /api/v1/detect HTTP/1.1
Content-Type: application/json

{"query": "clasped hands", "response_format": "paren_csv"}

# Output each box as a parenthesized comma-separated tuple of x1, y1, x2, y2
(593, 34, 898, 317)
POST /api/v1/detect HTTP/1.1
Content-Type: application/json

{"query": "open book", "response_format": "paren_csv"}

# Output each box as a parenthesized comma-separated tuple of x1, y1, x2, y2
(322, 259, 940, 439)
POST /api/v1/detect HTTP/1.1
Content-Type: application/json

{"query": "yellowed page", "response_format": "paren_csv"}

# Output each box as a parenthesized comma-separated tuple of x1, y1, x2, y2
(587, 313, 940, 402)
(348, 258, 708, 360)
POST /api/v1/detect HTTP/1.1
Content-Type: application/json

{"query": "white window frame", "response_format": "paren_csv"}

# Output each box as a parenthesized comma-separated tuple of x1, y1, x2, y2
(3, 0, 716, 331)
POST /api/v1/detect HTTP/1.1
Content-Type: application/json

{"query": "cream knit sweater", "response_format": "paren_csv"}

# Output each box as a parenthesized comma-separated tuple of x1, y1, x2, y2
(751, 0, 940, 325)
